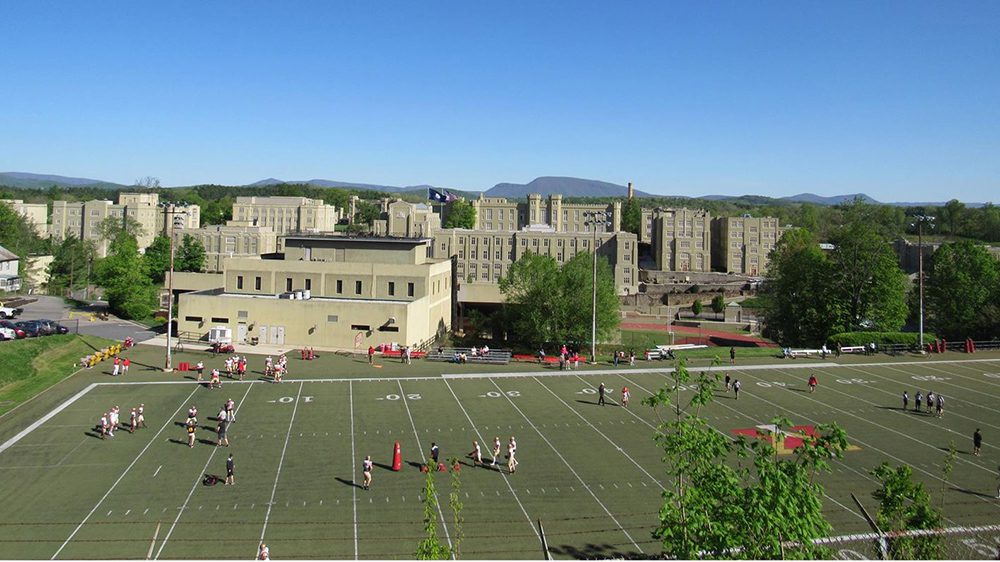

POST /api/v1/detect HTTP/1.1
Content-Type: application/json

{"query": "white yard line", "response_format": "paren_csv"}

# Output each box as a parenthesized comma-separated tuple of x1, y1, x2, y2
(50, 385, 199, 560)
(883, 362, 1000, 408)
(0, 383, 97, 454)
(444, 361, 834, 380)
(396, 380, 454, 558)
(488, 379, 644, 554)
(440, 378, 540, 544)
(349, 381, 359, 560)
(0, 362, 92, 422)
(531, 376, 665, 491)
(154, 383, 255, 559)
(256, 381, 305, 554)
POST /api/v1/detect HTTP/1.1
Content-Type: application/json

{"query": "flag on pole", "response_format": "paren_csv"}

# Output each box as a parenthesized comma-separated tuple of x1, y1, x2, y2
(445, 190, 459, 202)
(428, 188, 448, 203)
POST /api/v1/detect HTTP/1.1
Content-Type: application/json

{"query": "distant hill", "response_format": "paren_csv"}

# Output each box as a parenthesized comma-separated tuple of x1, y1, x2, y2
(780, 192, 879, 205)
(0, 172, 125, 189)
(485, 176, 652, 198)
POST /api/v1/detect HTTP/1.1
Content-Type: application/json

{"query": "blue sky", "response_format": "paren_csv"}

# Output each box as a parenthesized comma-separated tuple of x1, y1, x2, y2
(1, 1, 998, 202)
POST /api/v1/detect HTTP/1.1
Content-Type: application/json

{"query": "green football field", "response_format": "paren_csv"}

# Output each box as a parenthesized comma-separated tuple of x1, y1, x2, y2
(1, 350, 1000, 559)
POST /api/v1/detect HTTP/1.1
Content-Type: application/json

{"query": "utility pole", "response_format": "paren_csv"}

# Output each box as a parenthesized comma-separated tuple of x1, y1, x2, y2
(913, 215, 935, 351)
(584, 210, 612, 363)
(162, 205, 188, 372)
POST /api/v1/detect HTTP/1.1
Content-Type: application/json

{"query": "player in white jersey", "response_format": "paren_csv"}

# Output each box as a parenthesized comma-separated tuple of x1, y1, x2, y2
(137, 404, 146, 428)
(468, 440, 482, 467)
(507, 436, 518, 474)
(491, 436, 502, 466)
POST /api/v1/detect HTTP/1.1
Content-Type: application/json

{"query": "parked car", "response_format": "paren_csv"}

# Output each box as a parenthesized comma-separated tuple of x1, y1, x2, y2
(0, 302, 23, 319)
(15, 320, 41, 337)
(0, 320, 25, 339)
(0, 326, 15, 341)
(32, 319, 56, 336)
(36, 319, 68, 335)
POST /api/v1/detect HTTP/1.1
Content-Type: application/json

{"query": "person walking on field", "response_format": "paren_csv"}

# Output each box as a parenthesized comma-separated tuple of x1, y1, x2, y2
(915, 391, 922, 412)
(468, 440, 483, 467)
(186, 417, 197, 448)
(936, 394, 944, 418)
(733, 379, 741, 400)
(491, 436, 502, 467)
(808, 374, 818, 393)
(725, 374, 731, 391)
(926, 391, 935, 414)
(367, 346, 375, 366)
(621, 386, 630, 408)
(225, 454, 235, 485)
(507, 436, 518, 474)
(598, 383, 606, 406)
(730, 347, 736, 365)
(122, 357, 130, 375)
(362, 455, 373, 490)
(973, 429, 982, 456)
(902, 391, 909, 411)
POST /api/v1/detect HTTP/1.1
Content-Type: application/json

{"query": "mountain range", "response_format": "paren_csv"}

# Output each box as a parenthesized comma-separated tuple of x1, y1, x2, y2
(0, 171, 971, 206)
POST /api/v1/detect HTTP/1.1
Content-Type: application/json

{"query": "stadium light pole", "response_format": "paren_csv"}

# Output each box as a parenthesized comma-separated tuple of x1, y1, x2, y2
(584, 210, 612, 363)
(162, 205, 189, 372)
(913, 215, 935, 351)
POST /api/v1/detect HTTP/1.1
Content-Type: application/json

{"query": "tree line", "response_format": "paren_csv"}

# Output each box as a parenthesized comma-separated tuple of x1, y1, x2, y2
(760, 202, 1000, 345)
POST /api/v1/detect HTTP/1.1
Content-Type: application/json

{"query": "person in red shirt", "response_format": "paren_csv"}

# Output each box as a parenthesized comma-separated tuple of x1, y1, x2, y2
(368, 346, 375, 366)
(122, 357, 131, 375)
(808, 374, 818, 393)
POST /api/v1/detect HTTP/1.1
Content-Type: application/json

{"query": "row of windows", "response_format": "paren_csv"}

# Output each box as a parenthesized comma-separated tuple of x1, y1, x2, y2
(236, 275, 417, 298)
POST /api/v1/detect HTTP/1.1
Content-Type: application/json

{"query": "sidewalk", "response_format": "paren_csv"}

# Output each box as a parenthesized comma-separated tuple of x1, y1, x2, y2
(138, 333, 362, 358)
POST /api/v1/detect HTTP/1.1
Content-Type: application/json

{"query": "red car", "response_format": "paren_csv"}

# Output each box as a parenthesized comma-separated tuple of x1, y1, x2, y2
(0, 320, 26, 339)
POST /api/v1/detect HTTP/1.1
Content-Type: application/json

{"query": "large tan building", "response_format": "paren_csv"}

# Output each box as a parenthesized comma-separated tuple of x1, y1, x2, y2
(177, 235, 451, 350)
(470, 193, 622, 233)
(430, 227, 639, 303)
(711, 215, 782, 275)
(647, 207, 712, 272)
(170, 222, 278, 273)
(373, 200, 440, 237)
(49, 193, 201, 256)
(1, 199, 49, 237)
(231, 196, 341, 237)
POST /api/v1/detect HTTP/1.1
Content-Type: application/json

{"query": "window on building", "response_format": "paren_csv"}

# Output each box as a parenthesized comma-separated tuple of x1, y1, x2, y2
(286, 278, 293, 292)
(336, 280, 343, 294)
(305, 279, 311, 291)
(255, 277, 261, 290)
(495, 251, 501, 259)
(355, 281, 362, 295)
(481, 270, 489, 279)
(388, 281, 395, 296)
(211, 317, 229, 323)
(351, 324, 371, 331)
(185, 316, 202, 322)
(407, 282, 414, 297)
(237, 275, 244, 290)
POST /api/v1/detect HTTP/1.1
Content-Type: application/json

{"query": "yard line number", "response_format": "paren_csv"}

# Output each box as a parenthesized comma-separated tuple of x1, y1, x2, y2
(376, 394, 421, 401)
(911, 375, 950, 381)
(269, 396, 314, 403)
(480, 390, 520, 398)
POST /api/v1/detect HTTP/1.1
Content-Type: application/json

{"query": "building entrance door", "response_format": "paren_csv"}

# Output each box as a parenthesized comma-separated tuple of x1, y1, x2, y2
(237, 323, 248, 343)
(275, 326, 285, 345)
(258, 325, 268, 344)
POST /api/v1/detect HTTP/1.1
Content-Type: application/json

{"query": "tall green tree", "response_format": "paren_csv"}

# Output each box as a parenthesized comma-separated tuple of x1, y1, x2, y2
(870, 462, 943, 559)
(176, 234, 206, 272)
(827, 221, 909, 333)
(760, 228, 838, 346)
(499, 251, 619, 345)
(925, 240, 1000, 339)
(443, 199, 476, 229)
(0, 200, 47, 276)
(96, 232, 159, 320)
(143, 236, 172, 283)
(621, 197, 642, 237)
(46, 236, 97, 296)
(98, 214, 146, 244)
(415, 464, 451, 560)
(941, 199, 966, 235)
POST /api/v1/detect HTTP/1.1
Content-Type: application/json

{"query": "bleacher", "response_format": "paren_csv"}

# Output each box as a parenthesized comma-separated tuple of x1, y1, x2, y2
(424, 347, 513, 365)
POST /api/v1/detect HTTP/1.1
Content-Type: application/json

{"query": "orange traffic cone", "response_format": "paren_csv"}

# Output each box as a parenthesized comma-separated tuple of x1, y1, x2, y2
(391, 441, 402, 471)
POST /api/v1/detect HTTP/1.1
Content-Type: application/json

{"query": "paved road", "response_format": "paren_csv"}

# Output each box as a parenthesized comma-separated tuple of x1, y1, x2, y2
(13, 295, 159, 343)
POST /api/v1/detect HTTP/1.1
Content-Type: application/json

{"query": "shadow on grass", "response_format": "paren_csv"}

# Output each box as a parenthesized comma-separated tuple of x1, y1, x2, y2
(83, 431, 103, 439)
(168, 438, 190, 446)
(937, 446, 970, 455)
(548, 543, 641, 559)
(951, 486, 995, 498)
(372, 461, 395, 471)
(335, 477, 363, 489)
(786, 387, 809, 393)
(575, 399, 598, 406)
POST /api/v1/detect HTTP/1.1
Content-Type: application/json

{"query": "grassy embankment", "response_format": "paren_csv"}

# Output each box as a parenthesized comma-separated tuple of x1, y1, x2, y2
(0, 334, 114, 416)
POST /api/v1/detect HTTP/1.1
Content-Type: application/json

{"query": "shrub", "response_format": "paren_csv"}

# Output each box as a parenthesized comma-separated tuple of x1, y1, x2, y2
(827, 332, 934, 347)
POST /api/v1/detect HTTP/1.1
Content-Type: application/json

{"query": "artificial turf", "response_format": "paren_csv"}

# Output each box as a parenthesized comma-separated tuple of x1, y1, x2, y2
(1, 343, 999, 559)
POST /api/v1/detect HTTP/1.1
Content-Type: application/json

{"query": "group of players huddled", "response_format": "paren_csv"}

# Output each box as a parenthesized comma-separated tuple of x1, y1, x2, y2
(96, 404, 146, 438)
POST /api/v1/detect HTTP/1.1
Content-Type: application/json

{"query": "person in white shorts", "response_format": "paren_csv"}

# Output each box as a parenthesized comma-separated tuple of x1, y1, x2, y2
(137, 404, 146, 428)
(507, 436, 518, 474)
(491, 436, 502, 466)
(468, 440, 482, 467)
